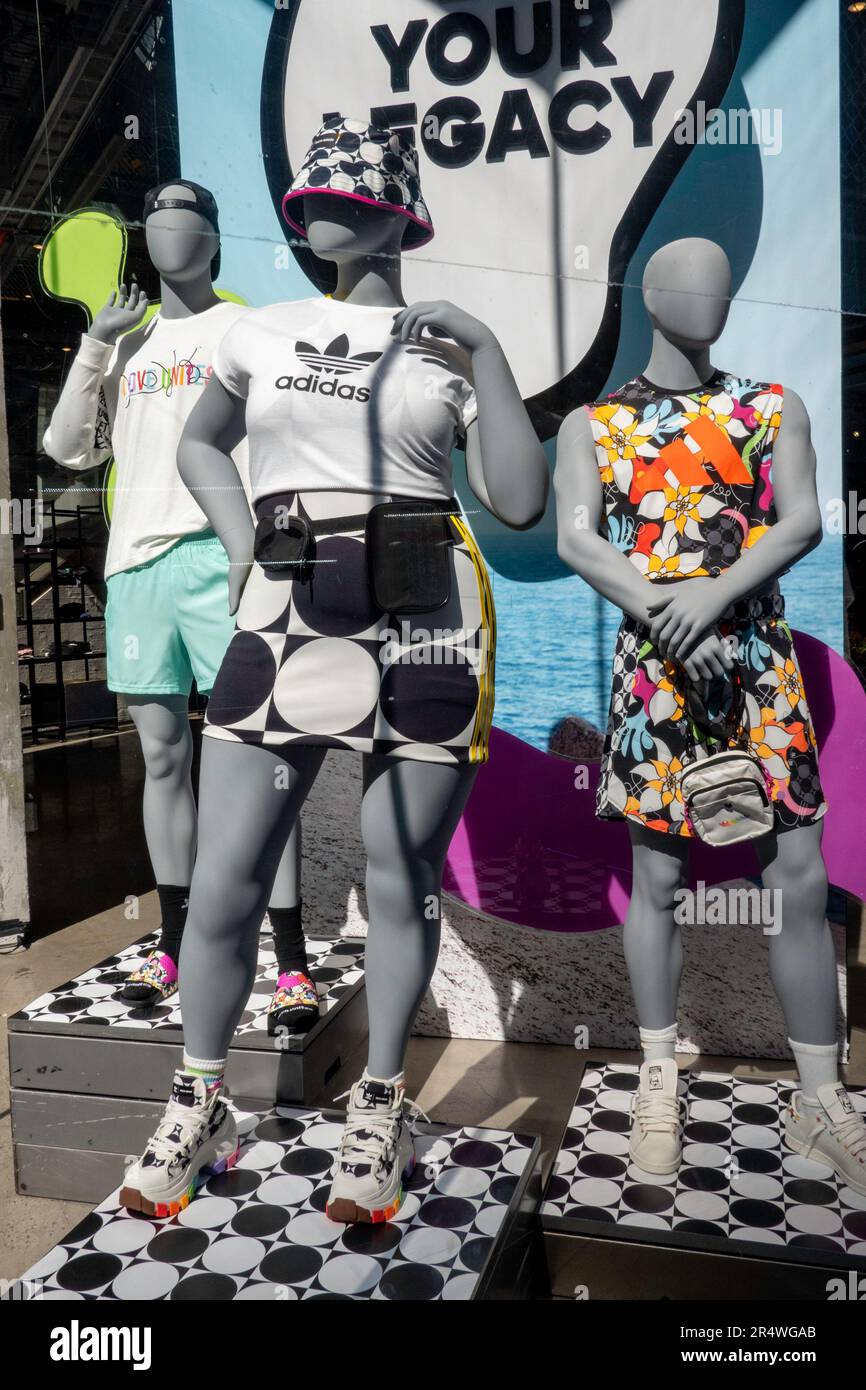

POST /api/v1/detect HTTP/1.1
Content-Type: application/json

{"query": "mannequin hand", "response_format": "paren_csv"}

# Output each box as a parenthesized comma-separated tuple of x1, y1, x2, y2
(392, 301, 497, 355)
(90, 283, 149, 345)
(227, 559, 252, 616)
(224, 531, 254, 616)
(679, 630, 735, 682)
(647, 579, 728, 660)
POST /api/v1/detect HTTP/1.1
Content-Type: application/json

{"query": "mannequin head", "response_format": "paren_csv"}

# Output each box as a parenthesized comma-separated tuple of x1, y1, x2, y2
(642, 238, 731, 348)
(303, 193, 406, 266)
(144, 183, 220, 282)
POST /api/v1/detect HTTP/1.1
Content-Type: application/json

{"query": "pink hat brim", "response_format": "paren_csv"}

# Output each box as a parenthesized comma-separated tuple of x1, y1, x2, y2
(282, 186, 434, 249)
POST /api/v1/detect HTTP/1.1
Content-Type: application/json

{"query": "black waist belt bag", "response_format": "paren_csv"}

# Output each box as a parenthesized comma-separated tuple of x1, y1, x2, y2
(253, 513, 316, 582)
(365, 498, 460, 615)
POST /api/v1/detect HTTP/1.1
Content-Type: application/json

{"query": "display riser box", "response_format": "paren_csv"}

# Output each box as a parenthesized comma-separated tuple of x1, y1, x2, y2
(6, 1103, 546, 1303)
(9, 932, 368, 1204)
(541, 1060, 866, 1301)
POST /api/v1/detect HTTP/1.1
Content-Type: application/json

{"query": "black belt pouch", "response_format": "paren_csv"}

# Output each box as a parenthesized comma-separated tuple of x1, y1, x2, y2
(253, 513, 315, 581)
(366, 499, 458, 615)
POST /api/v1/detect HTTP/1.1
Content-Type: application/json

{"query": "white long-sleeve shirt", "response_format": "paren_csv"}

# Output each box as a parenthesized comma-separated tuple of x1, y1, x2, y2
(43, 301, 250, 578)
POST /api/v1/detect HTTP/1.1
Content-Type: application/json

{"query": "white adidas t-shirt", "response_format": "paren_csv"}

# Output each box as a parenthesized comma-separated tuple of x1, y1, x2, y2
(45, 301, 251, 577)
(211, 298, 477, 502)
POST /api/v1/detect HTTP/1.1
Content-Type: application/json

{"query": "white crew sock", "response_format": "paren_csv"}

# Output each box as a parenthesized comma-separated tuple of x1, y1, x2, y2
(363, 1068, 404, 1089)
(639, 1023, 678, 1064)
(789, 1038, 838, 1113)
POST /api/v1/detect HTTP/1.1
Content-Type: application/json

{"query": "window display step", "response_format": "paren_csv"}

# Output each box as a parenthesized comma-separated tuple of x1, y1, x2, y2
(6, 1101, 544, 1302)
(9, 932, 369, 1202)
(542, 1061, 866, 1300)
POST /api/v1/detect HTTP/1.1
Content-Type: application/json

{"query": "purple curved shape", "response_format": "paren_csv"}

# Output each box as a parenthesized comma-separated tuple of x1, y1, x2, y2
(443, 631, 866, 932)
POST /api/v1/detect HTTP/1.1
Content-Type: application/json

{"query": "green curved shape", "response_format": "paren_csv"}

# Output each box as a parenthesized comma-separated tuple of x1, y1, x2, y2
(40, 206, 248, 526)
(39, 208, 127, 328)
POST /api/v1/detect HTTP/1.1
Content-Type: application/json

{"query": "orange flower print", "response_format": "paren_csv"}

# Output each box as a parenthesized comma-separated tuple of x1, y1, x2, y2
(683, 389, 734, 431)
(757, 657, 808, 720)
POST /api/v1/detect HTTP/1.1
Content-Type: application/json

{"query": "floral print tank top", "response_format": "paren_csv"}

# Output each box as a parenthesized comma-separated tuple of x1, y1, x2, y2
(585, 371, 783, 581)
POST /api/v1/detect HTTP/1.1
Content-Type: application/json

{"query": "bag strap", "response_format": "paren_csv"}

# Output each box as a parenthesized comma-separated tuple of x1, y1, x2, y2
(311, 498, 461, 538)
(683, 667, 748, 763)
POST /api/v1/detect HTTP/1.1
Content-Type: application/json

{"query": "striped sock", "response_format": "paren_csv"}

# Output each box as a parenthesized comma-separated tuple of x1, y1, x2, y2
(183, 1054, 227, 1098)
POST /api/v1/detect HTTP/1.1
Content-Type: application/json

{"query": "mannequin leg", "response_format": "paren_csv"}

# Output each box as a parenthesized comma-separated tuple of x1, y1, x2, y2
(754, 821, 836, 1046)
(622, 823, 690, 1175)
(119, 696, 196, 1002)
(269, 820, 302, 911)
(622, 822, 689, 1033)
(178, 738, 324, 1060)
(754, 822, 866, 1190)
(360, 756, 478, 1080)
(125, 695, 196, 886)
(325, 756, 477, 1223)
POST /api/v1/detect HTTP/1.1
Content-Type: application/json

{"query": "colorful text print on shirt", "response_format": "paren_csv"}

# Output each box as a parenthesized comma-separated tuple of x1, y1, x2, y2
(120, 355, 214, 404)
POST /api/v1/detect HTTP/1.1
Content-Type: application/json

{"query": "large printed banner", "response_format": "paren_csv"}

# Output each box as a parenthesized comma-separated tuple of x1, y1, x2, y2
(262, 0, 744, 419)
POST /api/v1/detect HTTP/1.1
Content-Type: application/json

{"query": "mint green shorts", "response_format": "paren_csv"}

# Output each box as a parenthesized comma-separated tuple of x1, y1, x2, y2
(105, 532, 236, 696)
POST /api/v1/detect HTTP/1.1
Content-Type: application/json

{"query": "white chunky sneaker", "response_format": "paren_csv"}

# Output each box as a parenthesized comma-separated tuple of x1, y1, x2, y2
(120, 1071, 238, 1218)
(326, 1075, 416, 1224)
(785, 1082, 866, 1197)
(629, 1057, 683, 1175)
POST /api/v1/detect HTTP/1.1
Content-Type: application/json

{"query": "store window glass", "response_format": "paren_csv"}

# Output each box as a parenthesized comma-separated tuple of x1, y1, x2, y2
(1, 1, 178, 740)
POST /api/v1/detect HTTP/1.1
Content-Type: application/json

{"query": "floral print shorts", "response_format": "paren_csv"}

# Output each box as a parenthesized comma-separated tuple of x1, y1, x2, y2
(596, 593, 827, 837)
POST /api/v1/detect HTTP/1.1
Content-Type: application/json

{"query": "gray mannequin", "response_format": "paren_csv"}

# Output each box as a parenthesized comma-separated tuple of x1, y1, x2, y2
(554, 237, 866, 1193)
(43, 183, 307, 1016)
(121, 123, 549, 1226)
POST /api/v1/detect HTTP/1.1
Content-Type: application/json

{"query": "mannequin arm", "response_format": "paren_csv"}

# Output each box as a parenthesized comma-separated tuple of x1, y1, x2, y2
(711, 388, 822, 604)
(464, 341, 548, 528)
(177, 376, 252, 613)
(392, 302, 547, 528)
(42, 335, 115, 470)
(554, 406, 657, 624)
(43, 286, 149, 469)
(648, 390, 822, 656)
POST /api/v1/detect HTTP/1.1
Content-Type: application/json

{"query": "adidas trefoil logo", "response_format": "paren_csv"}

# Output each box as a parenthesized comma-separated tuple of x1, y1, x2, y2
(275, 334, 382, 401)
(295, 334, 382, 376)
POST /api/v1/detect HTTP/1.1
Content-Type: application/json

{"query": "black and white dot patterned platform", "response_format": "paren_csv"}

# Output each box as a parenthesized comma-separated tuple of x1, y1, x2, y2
(9, 1102, 540, 1301)
(10, 931, 365, 1048)
(542, 1064, 866, 1272)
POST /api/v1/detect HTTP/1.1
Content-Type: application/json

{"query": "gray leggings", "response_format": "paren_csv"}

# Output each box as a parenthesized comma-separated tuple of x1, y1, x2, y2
(178, 737, 476, 1076)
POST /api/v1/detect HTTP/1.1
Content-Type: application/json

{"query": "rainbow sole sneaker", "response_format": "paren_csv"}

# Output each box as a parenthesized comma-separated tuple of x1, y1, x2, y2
(120, 1071, 238, 1218)
(326, 1075, 417, 1225)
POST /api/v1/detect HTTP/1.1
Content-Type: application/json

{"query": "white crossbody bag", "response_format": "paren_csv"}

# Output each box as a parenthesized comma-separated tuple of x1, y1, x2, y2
(679, 673, 774, 847)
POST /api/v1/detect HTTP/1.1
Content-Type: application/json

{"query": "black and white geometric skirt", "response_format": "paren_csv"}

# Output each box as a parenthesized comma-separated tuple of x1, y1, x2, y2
(204, 490, 496, 764)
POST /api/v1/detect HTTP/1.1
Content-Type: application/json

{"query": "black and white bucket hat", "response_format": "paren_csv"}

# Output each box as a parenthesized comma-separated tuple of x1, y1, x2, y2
(282, 115, 434, 249)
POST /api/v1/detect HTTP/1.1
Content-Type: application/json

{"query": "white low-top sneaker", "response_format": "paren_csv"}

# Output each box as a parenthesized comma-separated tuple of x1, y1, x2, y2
(629, 1057, 684, 1175)
(326, 1075, 417, 1224)
(785, 1082, 866, 1196)
(120, 1071, 238, 1218)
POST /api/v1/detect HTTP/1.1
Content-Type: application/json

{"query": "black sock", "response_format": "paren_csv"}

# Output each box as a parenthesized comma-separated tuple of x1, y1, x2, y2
(156, 884, 190, 962)
(269, 903, 309, 976)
